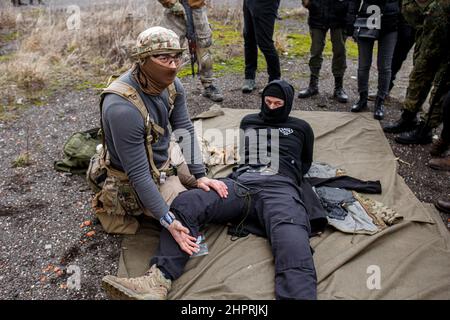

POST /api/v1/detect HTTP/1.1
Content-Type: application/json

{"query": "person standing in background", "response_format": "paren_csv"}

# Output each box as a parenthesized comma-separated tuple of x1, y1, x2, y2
(241, 0, 281, 93)
(298, 0, 352, 103)
(349, 0, 400, 120)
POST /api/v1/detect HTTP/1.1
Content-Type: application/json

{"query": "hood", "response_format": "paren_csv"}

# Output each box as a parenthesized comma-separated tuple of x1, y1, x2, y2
(259, 80, 294, 123)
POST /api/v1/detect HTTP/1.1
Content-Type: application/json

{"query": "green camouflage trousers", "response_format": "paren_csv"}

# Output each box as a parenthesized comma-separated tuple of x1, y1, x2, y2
(403, 0, 450, 128)
(161, 6, 214, 87)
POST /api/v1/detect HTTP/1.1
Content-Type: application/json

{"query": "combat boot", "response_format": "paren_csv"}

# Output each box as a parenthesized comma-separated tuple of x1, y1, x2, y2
(429, 137, 450, 157)
(373, 96, 385, 120)
(102, 265, 171, 300)
(351, 91, 368, 112)
(298, 75, 319, 98)
(435, 199, 450, 214)
(383, 110, 418, 134)
(203, 84, 224, 102)
(333, 76, 348, 103)
(242, 79, 256, 93)
(394, 122, 433, 145)
(428, 156, 450, 171)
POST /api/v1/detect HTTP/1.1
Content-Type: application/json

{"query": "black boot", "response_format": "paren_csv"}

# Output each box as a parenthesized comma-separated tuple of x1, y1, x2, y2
(333, 76, 348, 103)
(298, 75, 319, 98)
(351, 91, 368, 112)
(394, 122, 433, 145)
(373, 96, 385, 120)
(382, 110, 417, 133)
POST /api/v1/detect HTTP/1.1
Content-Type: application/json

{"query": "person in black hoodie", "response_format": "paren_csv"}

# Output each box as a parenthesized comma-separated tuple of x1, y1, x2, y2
(298, 0, 353, 103)
(349, 0, 400, 120)
(102, 80, 325, 300)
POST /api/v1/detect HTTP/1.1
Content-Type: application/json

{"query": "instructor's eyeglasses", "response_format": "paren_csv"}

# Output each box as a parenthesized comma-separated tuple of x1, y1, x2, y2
(152, 53, 183, 64)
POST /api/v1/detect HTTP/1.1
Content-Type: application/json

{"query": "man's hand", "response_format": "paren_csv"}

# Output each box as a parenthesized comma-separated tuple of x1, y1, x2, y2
(168, 220, 199, 255)
(169, 2, 185, 16)
(196, 176, 228, 198)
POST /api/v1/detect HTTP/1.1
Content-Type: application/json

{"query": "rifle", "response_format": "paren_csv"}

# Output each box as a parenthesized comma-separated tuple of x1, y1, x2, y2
(180, 0, 198, 78)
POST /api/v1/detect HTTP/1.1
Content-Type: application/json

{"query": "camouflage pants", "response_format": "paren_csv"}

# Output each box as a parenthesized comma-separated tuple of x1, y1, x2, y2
(161, 6, 214, 87)
(403, 0, 450, 128)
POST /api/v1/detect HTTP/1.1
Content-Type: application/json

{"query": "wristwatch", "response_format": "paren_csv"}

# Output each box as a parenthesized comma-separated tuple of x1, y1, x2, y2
(160, 211, 176, 229)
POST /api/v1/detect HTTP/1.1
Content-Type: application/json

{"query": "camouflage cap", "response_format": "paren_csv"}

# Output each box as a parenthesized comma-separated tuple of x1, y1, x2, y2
(131, 26, 185, 60)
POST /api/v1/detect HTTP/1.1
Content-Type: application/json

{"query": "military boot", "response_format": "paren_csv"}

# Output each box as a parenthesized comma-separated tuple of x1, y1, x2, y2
(102, 265, 171, 300)
(202, 84, 224, 102)
(435, 199, 450, 214)
(429, 137, 450, 157)
(298, 75, 319, 98)
(351, 91, 368, 112)
(395, 122, 433, 145)
(333, 76, 348, 103)
(373, 96, 385, 120)
(428, 156, 450, 171)
(383, 110, 418, 134)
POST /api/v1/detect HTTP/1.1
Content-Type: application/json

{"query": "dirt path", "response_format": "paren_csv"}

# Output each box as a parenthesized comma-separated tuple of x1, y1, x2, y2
(0, 5, 449, 300)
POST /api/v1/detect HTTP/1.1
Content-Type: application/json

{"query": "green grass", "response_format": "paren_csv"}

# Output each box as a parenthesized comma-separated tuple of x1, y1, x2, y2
(285, 33, 359, 59)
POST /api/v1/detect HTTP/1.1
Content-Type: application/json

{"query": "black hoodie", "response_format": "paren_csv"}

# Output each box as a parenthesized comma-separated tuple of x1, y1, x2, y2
(240, 80, 315, 184)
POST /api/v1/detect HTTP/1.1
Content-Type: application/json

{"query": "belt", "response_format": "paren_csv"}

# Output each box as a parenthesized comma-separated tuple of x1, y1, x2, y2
(153, 166, 177, 185)
(245, 165, 277, 175)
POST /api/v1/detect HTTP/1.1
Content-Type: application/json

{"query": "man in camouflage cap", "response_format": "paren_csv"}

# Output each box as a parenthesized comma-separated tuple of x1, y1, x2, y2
(96, 26, 228, 297)
(383, 0, 450, 145)
(157, 0, 224, 102)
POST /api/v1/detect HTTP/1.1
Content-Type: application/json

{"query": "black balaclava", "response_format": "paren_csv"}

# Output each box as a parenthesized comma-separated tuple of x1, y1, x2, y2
(259, 80, 294, 123)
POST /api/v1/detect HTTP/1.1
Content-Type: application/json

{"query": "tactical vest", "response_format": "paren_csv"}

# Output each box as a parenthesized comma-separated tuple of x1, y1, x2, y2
(87, 79, 178, 217)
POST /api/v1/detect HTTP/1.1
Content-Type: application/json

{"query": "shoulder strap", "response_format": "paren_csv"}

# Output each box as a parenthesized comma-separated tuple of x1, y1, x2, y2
(166, 82, 177, 118)
(99, 80, 163, 179)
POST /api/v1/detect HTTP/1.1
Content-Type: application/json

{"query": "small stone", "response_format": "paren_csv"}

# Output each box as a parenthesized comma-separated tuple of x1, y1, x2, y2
(45, 244, 52, 250)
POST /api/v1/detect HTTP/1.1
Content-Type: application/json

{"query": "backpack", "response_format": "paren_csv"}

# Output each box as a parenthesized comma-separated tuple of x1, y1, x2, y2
(54, 128, 102, 174)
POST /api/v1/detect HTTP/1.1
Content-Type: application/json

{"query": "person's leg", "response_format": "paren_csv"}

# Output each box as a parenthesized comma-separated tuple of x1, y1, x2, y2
(243, 0, 258, 82)
(151, 178, 248, 280)
(298, 28, 325, 99)
(376, 31, 397, 100)
(330, 28, 348, 103)
(256, 176, 316, 300)
(253, 4, 281, 82)
(192, 7, 223, 102)
(374, 31, 397, 120)
(308, 28, 327, 80)
(351, 38, 374, 112)
(389, 23, 415, 91)
(102, 179, 247, 300)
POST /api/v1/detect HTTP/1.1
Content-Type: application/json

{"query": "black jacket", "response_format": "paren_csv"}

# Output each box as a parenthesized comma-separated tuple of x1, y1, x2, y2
(348, 0, 400, 35)
(305, 0, 353, 30)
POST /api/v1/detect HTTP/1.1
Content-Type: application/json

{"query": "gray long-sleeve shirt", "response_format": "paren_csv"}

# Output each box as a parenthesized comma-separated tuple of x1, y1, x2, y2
(102, 70, 206, 219)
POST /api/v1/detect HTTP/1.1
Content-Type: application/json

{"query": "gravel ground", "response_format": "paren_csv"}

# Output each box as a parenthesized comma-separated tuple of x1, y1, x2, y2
(1, 11, 449, 300)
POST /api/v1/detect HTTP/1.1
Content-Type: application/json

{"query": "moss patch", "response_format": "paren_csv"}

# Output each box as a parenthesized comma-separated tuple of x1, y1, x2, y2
(284, 33, 358, 59)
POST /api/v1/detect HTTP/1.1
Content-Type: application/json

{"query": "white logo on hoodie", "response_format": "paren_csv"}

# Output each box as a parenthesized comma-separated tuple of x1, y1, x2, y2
(279, 128, 293, 136)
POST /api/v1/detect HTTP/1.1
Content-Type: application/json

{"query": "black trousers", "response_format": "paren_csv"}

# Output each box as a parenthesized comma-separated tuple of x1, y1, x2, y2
(150, 173, 317, 300)
(243, 0, 281, 82)
(442, 91, 450, 142)
(389, 22, 415, 91)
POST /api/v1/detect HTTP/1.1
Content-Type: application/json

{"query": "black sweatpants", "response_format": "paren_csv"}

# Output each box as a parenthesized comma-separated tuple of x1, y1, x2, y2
(150, 173, 317, 300)
(389, 22, 415, 91)
(243, 0, 281, 82)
